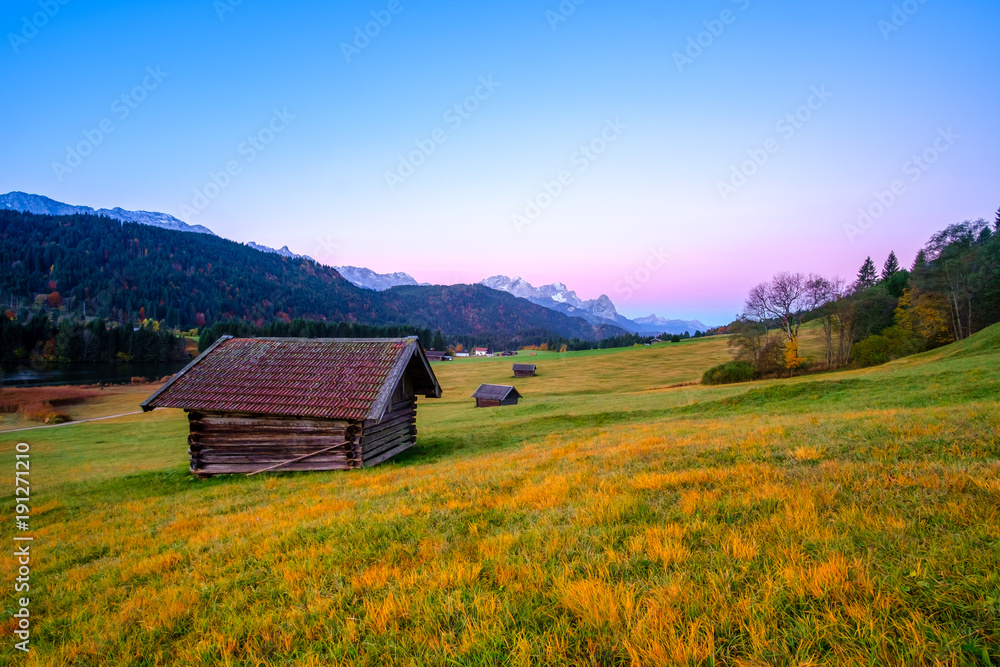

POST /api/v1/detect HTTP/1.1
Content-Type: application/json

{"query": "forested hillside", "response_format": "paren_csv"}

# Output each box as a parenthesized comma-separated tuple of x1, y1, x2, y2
(378, 285, 624, 344)
(0, 211, 619, 342)
(707, 215, 1000, 384)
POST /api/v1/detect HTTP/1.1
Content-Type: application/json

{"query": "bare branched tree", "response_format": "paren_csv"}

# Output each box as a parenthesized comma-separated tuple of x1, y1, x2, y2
(807, 276, 850, 365)
(743, 272, 813, 342)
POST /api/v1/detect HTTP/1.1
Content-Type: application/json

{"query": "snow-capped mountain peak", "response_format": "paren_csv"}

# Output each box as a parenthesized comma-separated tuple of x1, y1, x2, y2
(480, 275, 632, 328)
(335, 266, 427, 291)
(0, 192, 216, 235)
(245, 242, 313, 261)
(480, 275, 590, 310)
(584, 294, 620, 321)
(480, 276, 714, 335)
(634, 314, 710, 333)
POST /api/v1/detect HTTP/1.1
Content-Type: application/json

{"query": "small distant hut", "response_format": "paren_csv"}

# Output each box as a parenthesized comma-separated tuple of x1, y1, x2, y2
(512, 363, 536, 378)
(141, 336, 441, 476)
(472, 384, 522, 408)
(425, 350, 451, 362)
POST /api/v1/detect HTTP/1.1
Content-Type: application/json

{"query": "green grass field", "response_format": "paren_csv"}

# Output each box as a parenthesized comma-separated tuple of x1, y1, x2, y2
(1, 328, 998, 666)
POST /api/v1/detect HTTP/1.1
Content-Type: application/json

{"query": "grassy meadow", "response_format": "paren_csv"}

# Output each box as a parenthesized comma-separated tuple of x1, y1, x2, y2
(1, 327, 998, 666)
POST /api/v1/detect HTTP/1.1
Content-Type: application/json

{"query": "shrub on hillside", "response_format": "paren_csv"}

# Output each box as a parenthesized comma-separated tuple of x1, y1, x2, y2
(22, 402, 72, 424)
(852, 325, 923, 368)
(702, 361, 757, 385)
(851, 334, 893, 368)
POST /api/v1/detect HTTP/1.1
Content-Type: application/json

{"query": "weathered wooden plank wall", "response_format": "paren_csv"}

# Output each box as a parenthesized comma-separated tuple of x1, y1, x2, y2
(188, 411, 361, 475)
(360, 400, 416, 468)
(187, 399, 419, 475)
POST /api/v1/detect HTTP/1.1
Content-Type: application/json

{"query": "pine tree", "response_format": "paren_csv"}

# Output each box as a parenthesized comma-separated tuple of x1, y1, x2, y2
(881, 251, 900, 282)
(855, 256, 878, 290)
(431, 329, 445, 350)
(995, 206, 999, 232)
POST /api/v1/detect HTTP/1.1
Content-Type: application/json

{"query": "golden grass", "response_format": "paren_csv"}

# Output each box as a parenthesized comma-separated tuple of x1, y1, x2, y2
(0, 325, 998, 665)
(791, 445, 825, 461)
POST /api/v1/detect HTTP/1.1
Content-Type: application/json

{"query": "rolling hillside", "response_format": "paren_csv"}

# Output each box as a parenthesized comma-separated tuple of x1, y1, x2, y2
(1, 326, 997, 665)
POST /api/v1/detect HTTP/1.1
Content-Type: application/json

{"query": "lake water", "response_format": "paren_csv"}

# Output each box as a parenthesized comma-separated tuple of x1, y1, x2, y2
(0, 361, 192, 388)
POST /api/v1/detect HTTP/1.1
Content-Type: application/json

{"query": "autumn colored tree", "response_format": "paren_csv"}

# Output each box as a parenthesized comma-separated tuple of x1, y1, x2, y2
(784, 337, 803, 373)
(738, 272, 841, 376)
(916, 219, 994, 340)
(893, 289, 953, 350)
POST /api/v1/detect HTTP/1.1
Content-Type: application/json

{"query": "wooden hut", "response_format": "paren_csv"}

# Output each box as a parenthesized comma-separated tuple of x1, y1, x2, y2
(141, 336, 441, 476)
(512, 363, 536, 378)
(472, 384, 522, 408)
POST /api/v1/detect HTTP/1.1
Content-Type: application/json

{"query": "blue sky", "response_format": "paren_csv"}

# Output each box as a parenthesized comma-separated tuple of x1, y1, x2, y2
(2, 0, 998, 325)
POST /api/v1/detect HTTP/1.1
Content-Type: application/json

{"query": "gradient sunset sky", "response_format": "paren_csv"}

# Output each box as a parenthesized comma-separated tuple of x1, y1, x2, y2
(2, 0, 998, 325)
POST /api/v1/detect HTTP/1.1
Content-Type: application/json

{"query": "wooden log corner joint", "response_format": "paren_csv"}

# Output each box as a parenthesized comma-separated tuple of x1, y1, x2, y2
(140, 336, 442, 476)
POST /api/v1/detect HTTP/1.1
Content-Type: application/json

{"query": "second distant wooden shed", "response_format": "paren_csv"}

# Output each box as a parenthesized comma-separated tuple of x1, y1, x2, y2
(472, 384, 522, 408)
(512, 363, 536, 378)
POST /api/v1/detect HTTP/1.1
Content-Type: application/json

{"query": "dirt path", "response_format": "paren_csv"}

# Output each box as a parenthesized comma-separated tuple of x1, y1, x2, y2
(0, 411, 144, 434)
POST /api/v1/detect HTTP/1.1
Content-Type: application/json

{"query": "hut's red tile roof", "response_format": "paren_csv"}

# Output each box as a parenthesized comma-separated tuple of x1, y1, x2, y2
(142, 337, 435, 421)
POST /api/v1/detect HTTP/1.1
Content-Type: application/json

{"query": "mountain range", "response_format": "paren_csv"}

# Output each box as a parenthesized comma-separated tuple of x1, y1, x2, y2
(0, 192, 300, 260)
(633, 314, 711, 334)
(245, 242, 313, 261)
(335, 266, 429, 291)
(0, 192, 712, 334)
(333, 269, 711, 334)
(479, 275, 631, 329)
(0, 207, 624, 345)
(0, 191, 216, 236)
(479, 276, 709, 335)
